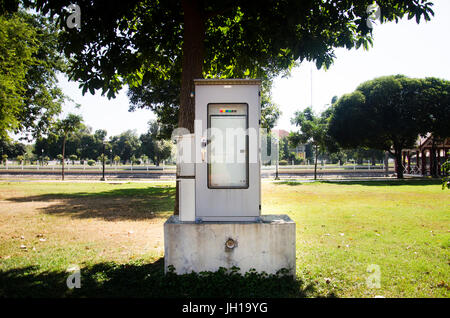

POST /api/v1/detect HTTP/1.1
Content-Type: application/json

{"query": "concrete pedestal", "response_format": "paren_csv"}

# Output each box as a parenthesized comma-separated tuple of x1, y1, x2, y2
(164, 215, 296, 275)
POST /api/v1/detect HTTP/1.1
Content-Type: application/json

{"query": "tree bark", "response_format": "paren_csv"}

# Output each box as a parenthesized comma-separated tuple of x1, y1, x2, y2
(179, 0, 205, 133)
(384, 151, 389, 177)
(175, 0, 206, 215)
(394, 147, 404, 179)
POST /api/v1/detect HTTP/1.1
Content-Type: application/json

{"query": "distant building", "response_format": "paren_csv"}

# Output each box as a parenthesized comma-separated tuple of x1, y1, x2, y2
(272, 129, 306, 160)
(401, 134, 449, 176)
(293, 144, 306, 159)
(272, 129, 289, 139)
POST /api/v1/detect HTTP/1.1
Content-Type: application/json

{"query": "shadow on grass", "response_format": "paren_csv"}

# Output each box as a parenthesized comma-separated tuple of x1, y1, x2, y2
(322, 179, 442, 187)
(273, 179, 441, 187)
(274, 181, 304, 186)
(0, 258, 333, 298)
(7, 186, 175, 221)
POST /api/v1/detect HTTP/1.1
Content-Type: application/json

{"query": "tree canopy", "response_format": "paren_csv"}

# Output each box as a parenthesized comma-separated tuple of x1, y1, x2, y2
(289, 106, 336, 179)
(329, 75, 450, 178)
(140, 120, 173, 166)
(55, 113, 82, 179)
(27, 0, 434, 134)
(0, 10, 68, 139)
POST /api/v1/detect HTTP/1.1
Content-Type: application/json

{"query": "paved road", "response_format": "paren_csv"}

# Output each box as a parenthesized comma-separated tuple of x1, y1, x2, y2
(0, 168, 394, 180)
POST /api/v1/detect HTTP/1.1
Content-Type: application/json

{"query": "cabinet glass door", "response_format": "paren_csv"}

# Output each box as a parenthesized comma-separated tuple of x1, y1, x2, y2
(208, 114, 248, 188)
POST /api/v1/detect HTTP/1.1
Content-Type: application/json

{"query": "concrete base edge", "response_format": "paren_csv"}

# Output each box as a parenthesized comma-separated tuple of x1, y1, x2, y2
(164, 214, 296, 276)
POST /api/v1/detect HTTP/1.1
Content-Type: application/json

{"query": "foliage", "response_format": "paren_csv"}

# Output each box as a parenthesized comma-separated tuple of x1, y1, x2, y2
(140, 154, 148, 164)
(33, 120, 176, 166)
(69, 154, 77, 164)
(140, 121, 173, 166)
(442, 155, 450, 190)
(54, 114, 82, 179)
(278, 138, 305, 165)
(344, 148, 384, 165)
(87, 159, 95, 166)
(0, 138, 26, 158)
(97, 154, 107, 162)
(260, 86, 281, 132)
(420, 78, 450, 140)
(329, 75, 450, 178)
(289, 107, 336, 178)
(16, 155, 24, 163)
(110, 130, 141, 164)
(0, 11, 67, 139)
(27, 0, 434, 135)
(54, 114, 83, 139)
(0, 13, 37, 138)
(0, 261, 311, 298)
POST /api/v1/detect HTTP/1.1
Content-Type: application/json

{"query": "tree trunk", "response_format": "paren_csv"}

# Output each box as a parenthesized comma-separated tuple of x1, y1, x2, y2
(175, 0, 205, 215)
(62, 134, 66, 181)
(430, 139, 438, 177)
(179, 0, 205, 133)
(394, 147, 403, 179)
(314, 144, 318, 180)
(384, 151, 389, 177)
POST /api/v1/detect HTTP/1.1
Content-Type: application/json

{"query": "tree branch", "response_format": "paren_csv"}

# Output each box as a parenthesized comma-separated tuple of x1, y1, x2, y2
(204, 6, 235, 20)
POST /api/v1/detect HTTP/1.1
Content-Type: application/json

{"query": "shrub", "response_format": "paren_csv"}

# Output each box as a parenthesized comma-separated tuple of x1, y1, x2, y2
(279, 160, 288, 166)
(87, 160, 96, 166)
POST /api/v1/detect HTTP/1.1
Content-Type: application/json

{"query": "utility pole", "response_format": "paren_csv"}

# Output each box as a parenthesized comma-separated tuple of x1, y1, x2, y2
(275, 135, 280, 180)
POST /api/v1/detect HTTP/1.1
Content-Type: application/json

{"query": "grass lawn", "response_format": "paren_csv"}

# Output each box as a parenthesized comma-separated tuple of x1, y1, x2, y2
(0, 180, 448, 297)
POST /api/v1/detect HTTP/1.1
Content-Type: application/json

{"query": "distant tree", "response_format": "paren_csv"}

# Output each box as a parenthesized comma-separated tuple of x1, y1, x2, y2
(289, 107, 333, 180)
(278, 137, 289, 161)
(113, 155, 121, 165)
(140, 121, 173, 166)
(0, 138, 26, 158)
(110, 130, 141, 164)
(26, 0, 434, 213)
(2, 154, 8, 165)
(16, 155, 24, 164)
(329, 75, 449, 179)
(55, 114, 83, 180)
(97, 154, 107, 163)
(344, 148, 384, 165)
(141, 154, 149, 165)
(69, 154, 77, 165)
(419, 78, 450, 176)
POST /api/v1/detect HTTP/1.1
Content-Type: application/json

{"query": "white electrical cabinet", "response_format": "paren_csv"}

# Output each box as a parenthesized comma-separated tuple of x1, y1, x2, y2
(194, 79, 261, 221)
(176, 134, 196, 222)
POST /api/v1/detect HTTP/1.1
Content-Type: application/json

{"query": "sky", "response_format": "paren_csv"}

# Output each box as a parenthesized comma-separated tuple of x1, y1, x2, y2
(57, 0, 450, 138)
